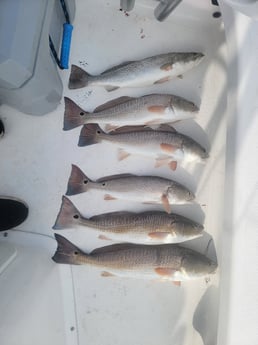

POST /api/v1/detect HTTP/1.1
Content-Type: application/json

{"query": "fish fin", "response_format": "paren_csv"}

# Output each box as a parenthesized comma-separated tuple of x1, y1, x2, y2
(78, 124, 104, 147)
(104, 85, 120, 92)
(91, 243, 139, 255)
(157, 124, 177, 133)
(147, 105, 166, 114)
(169, 161, 177, 171)
(68, 65, 92, 89)
(161, 194, 171, 213)
(90, 211, 134, 221)
(98, 234, 111, 240)
(177, 75, 183, 79)
(94, 96, 134, 112)
(66, 164, 92, 196)
(118, 149, 130, 161)
(101, 61, 135, 74)
(96, 173, 135, 182)
(154, 76, 170, 84)
(52, 234, 84, 265)
(63, 97, 89, 131)
(160, 143, 178, 153)
(101, 271, 115, 277)
(105, 124, 120, 132)
(110, 125, 153, 134)
(160, 63, 173, 71)
(145, 120, 162, 126)
(155, 158, 170, 168)
(173, 281, 181, 286)
(104, 194, 117, 200)
(148, 232, 171, 240)
(52, 196, 82, 229)
(155, 268, 177, 277)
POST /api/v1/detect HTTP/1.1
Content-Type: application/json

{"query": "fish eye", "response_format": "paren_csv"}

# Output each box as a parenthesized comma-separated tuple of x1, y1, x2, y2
(83, 180, 88, 184)
(80, 112, 84, 116)
(97, 130, 101, 134)
(74, 251, 78, 255)
(73, 214, 79, 219)
(102, 183, 106, 186)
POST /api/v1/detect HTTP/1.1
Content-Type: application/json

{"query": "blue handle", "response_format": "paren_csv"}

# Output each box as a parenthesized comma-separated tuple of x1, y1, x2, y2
(60, 23, 73, 69)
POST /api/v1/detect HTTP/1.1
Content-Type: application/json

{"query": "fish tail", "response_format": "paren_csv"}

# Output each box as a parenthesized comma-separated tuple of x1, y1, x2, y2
(68, 65, 92, 89)
(78, 124, 104, 147)
(66, 164, 92, 196)
(53, 196, 83, 230)
(63, 97, 89, 130)
(52, 234, 84, 265)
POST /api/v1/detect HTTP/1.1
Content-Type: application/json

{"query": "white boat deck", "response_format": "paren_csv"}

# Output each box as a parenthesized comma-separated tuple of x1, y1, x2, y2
(1, 1, 257, 345)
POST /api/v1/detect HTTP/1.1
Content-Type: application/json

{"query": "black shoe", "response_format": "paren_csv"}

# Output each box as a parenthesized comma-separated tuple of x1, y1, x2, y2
(0, 197, 29, 231)
(0, 120, 4, 138)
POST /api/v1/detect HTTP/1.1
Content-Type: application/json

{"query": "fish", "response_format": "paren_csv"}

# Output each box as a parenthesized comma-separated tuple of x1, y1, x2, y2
(52, 234, 217, 282)
(68, 52, 204, 90)
(53, 196, 203, 244)
(66, 165, 195, 213)
(63, 94, 199, 131)
(78, 124, 208, 170)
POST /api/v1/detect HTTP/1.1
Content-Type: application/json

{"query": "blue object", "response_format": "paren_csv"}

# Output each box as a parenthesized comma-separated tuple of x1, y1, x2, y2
(49, 0, 74, 70)
(60, 23, 73, 69)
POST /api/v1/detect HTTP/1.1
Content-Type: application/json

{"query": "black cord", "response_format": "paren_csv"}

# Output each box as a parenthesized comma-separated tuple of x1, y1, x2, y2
(49, 0, 70, 69)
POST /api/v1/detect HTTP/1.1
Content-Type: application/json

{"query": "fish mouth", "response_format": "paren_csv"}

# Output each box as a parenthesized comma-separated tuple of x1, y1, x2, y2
(190, 103, 199, 112)
(201, 151, 209, 160)
(193, 52, 205, 62)
(209, 261, 218, 274)
(187, 191, 195, 201)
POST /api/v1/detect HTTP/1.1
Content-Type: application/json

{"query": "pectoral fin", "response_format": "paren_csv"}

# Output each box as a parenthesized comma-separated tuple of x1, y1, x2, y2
(160, 143, 178, 153)
(161, 194, 170, 213)
(169, 161, 177, 171)
(101, 271, 115, 277)
(155, 158, 170, 168)
(147, 105, 166, 114)
(98, 234, 111, 240)
(173, 281, 181, 287)
(160, 63, 173, 71)
(118, 149, 130, 161)
(148, 232, 171, 240)
(104, 194, 117, 200)
(155, 268, 177, 277)
(154, 76, 170, 84)
(104, 85, 119, 92)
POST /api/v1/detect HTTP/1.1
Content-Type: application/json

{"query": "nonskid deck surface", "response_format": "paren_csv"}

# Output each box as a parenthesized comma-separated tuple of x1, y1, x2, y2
(0, 1, 226, 345)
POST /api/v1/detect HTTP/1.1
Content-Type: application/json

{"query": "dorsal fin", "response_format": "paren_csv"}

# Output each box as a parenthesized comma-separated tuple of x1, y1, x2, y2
(109, 125, 177, 135)
(96, 173, 136, 183)
(91, 243, 141, 255)
(90, 211, 135, 221)
(94, 96, 135, 113)
(109, 125, 153, 134)
(101, 61, 135, 74)
(157, 124, 177, 133)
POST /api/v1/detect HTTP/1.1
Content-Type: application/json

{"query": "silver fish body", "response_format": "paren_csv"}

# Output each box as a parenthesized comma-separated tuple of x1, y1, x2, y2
(63, 94, 199, 131)
(53, 196, 203, 244)
(79, 124, 208, 167)
(66, 165, 194, 213)
(52, 234, 217, 281)
(69, 52, 204, 90)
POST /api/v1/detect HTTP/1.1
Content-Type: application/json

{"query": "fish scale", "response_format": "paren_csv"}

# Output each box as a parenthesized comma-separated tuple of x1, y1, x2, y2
(53, 198, 203, 244)
(79, 124, 208, 165)
(69, 52, 204, 90)
(63, 94, 199, 131)
(52, 235, 217, 281)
